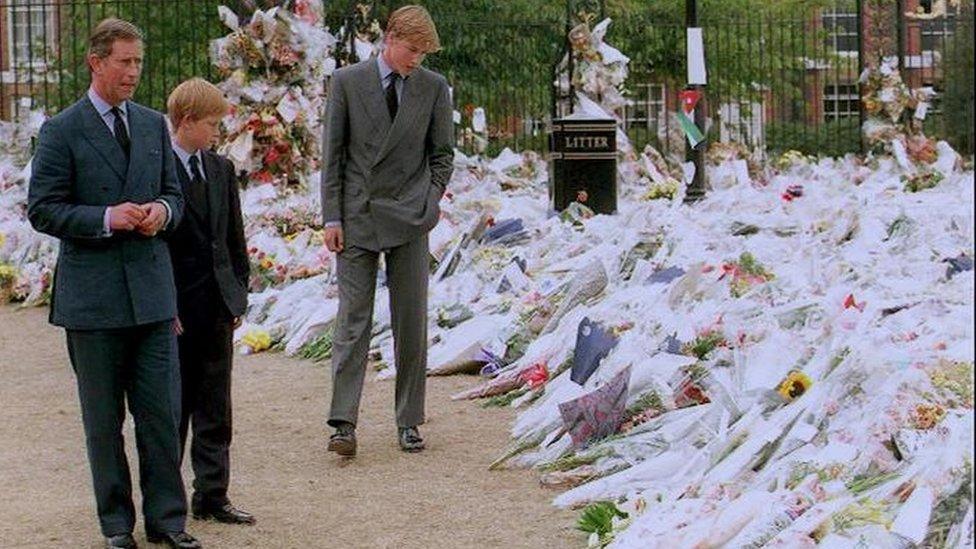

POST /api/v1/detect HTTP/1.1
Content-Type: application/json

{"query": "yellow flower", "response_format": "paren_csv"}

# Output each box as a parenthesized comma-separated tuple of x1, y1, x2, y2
(778, 371, 813, 401)
(259, 258, 274, 270)
(863, 97, 882, 115)
(241, 329, 272, 353)
(0, 263, 18, 282)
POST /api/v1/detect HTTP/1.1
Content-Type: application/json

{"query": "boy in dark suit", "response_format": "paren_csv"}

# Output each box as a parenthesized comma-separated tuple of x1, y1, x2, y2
(165, 78, 253, 526)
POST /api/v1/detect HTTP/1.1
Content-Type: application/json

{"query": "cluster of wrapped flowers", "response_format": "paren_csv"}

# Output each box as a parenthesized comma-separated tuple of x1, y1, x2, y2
(0, 3, 972, 545)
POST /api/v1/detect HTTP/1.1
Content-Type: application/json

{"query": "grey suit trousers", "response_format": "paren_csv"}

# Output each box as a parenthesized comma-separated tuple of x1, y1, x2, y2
(329, 234, 429, 428)
(65, 321, 187, 536)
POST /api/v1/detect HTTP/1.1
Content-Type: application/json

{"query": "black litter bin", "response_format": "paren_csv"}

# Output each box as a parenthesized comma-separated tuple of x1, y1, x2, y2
(548, 118, 617, 214)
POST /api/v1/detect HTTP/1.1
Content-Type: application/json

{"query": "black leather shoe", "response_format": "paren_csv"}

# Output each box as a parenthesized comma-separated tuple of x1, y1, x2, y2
(192, 502, 256, 525)
(105, 533, 137, 549)
(398, 426, 426, 452)
(145, 531, 201, 549)
(327, 423, 357, 456)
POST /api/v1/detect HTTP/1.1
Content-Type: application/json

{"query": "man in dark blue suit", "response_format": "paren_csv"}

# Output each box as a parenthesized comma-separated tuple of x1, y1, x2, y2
(28, 18, 200, 549)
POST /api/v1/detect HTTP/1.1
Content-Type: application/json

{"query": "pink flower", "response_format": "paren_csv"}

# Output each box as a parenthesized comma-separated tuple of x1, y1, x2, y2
(293, 0, 320, 24)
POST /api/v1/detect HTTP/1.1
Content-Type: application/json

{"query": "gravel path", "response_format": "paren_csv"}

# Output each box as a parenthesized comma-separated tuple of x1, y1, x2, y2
(0, 304, 579, 548)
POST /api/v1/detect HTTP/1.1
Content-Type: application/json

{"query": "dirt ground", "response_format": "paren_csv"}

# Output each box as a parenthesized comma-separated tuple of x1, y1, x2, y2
(0, 305, 580, 548)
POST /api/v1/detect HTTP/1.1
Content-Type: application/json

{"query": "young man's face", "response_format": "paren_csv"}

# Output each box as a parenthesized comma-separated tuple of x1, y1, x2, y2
(384, 34, 428, 76)
(178, 114, 223, 152)
(89, 39, 143, 105)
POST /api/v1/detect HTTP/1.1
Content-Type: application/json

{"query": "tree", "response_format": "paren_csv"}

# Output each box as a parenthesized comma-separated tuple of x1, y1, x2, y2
(47, 1, 225, 113)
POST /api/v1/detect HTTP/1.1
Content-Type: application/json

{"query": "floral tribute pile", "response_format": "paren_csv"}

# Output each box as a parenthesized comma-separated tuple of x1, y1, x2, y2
(859, 56, 961, 195)
(0, 5, 973, 548)
(210, 0, 334, 188)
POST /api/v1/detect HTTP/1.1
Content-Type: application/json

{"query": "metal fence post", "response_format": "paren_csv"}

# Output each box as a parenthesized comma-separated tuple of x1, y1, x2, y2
(684, 0, 706, 203)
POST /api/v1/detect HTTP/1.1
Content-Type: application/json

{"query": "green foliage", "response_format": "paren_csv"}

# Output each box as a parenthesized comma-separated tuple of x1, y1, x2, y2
(941, 10, 975, 155)
(297, 326, 335, 363)
(625, 390, 665, 418)
(45, 0, 225, 114)
(577, 501, 628, 537)
(922, 462, 973, 547)
(482, 387, 530, 408)
(765, 119, 861, 157)
(540, 447, 610, 472)
(681, 330, 727, 360)
(504, 330, 533, 364)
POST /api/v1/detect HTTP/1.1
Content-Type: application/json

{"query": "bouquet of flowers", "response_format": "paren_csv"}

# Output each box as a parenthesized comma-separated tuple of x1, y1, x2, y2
(0, 261, 17, 303)
(560, 18, 630, 116)
(719, 252, 776, 298)
(210, 1, 335, 188)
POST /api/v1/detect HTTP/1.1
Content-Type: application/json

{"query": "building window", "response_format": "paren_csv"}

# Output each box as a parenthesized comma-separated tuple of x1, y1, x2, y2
(919, 11, 958, 53)
(625, 82, 666, 132)
(7, 0, 55, 66)
(6, 95, 35, 120)
(824, 83, 859, 120)
(822, 6, 859, 56)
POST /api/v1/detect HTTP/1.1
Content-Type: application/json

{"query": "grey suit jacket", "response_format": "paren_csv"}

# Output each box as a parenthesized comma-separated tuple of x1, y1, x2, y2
(28, 96, 184, 330)
(321, 57, 455, 251)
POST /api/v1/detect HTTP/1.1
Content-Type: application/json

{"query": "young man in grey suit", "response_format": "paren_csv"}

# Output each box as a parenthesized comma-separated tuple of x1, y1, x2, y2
(321, 5, 454, 456)
(28, 18, 201, 549)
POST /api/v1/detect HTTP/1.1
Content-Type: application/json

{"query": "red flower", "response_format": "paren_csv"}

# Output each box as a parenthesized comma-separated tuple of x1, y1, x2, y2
(718, 263, 737, 280)
(844, 293, 866, 312)
(518, 362, 549, 390)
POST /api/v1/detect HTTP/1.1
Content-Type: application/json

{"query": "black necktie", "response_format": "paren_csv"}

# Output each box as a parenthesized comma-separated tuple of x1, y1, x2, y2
(188, 155, 209, 216)
(385, 73, 400, 121)
(110, 106, 130, 158)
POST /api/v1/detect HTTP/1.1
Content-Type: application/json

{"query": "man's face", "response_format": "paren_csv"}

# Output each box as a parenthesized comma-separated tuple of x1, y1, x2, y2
(384, 34, 427, 76)
(89, 39, 143, 105)
(179, 113, 223, 152)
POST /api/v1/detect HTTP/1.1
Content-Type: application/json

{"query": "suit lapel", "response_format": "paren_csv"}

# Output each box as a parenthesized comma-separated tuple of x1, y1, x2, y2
(202, 151, 224, 237)
(360, 58, 393, 135)
(373, 71, 425, 167)
(79, 98, 127, 182)
(124, 103, 147, 188)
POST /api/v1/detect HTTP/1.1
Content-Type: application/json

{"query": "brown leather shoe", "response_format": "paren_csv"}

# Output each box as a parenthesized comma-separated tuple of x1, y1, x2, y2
(398, 426, 426, 452)
(327, 423, 357, 456)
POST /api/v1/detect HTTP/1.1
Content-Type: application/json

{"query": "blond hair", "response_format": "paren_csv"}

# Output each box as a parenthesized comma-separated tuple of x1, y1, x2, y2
(386, 5, 441, 53)
(166, 78, 229, 128)
(88, 18, 143, 60)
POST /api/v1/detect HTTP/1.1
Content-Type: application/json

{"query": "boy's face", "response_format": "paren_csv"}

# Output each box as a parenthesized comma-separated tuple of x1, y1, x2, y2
(384, 34, 427, 76)
(179, 113, 223, 152)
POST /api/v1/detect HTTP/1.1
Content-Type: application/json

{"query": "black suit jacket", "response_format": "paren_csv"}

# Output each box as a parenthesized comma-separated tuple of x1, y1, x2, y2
(28, 97, 184, 329)
(166, 149, 249, 322)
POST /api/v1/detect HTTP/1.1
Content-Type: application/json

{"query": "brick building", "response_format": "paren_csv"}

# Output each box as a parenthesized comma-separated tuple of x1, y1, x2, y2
(621, 0, 964, 150)
(0, 0, 62, 120)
